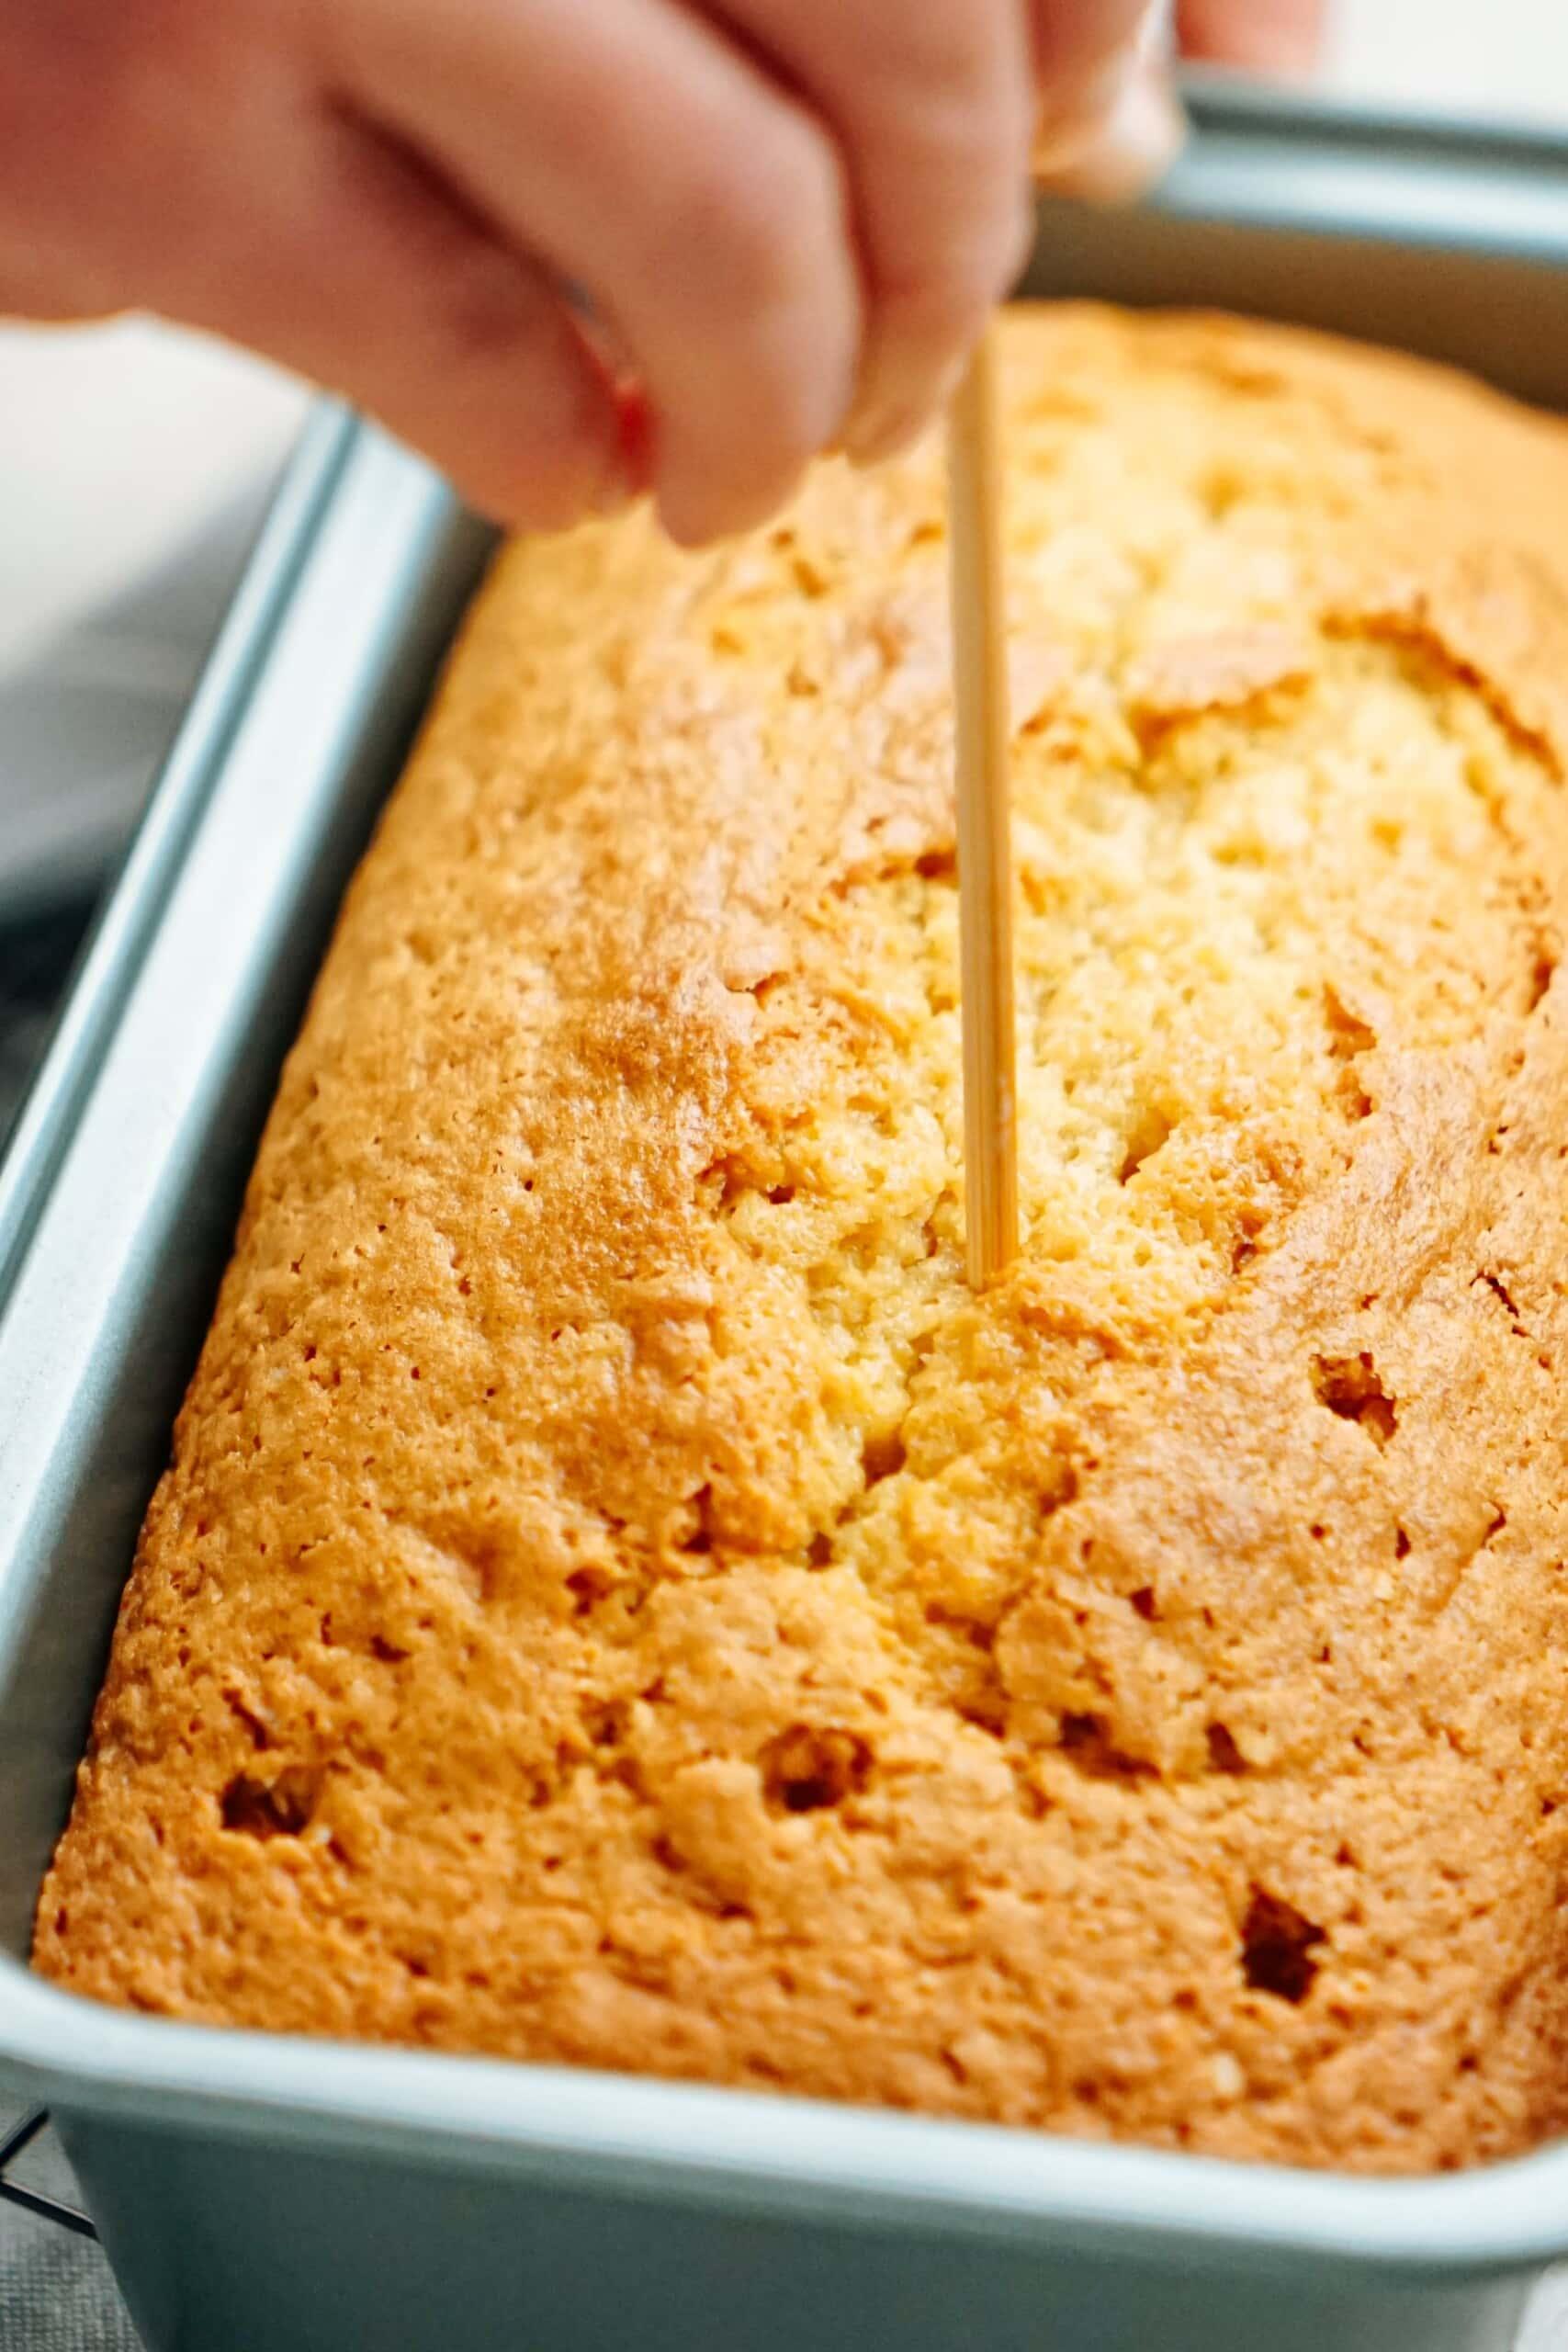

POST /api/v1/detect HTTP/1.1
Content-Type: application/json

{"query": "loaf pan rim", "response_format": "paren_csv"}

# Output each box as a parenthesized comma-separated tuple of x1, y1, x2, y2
(8, 83, 1568, 2287)
(6, 1958, 1568, 2273)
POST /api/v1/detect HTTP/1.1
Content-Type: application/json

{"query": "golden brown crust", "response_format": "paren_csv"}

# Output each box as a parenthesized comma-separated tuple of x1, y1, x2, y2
(34, 307, 1568, 2174)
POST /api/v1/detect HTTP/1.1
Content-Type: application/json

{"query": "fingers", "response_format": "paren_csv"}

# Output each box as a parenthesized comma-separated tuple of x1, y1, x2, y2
(1175, 0, 1328, 74)
(707, 0, 1036, 464)
(2, 0, 1327, 558)
(331, 0, 862, 546)
(0, 11, 631, 530)
(295, 118, 634, 531)
(158, 104, 631, 531)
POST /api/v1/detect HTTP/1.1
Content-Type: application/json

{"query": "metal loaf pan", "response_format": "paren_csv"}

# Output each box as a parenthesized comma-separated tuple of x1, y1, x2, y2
(4, 83, 1568, 2352)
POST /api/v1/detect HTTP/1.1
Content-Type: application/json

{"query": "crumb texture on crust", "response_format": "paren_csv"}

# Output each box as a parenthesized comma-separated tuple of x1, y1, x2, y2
(34, 307, 1568, 2177)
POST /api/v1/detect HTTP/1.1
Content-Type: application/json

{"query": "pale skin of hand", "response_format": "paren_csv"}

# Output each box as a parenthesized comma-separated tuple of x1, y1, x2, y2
(0, 0, 1325, 546)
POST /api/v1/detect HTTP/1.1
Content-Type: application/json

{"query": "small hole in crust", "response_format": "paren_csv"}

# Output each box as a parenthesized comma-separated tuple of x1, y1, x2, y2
(1206, 1722, 1247, 1775)
(791, 554, 830, 600)
(1474, 1269, 1526, 1330)
(1240, 1887, 1325, 2004)
(582, 1698, 628, 1748)
(1324, 985, 1375, 1060)
(1324, 985, 1375, 1118)
(915, 849, 956, 883)
(1311, 1352, 1397, 1447)
(1058, 1712, 1153, 1781)
(760, 1724, 873, 1815)
(680, 1484, 717, 1556)
(220, 1767, 320, 1840)
(861, 1430, 907, 1488)
(1037, 1464, 1079, 1525)
(1117, 1103, 1173, 1184)
(567, 1565, 615, 1617)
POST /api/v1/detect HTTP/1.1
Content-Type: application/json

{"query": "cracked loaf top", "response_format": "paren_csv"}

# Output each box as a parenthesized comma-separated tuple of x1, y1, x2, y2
(35, 305, 1568, 2176)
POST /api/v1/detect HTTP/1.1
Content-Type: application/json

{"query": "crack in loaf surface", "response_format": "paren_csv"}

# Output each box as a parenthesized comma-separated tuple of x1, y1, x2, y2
(33, 306, 1568, 2177)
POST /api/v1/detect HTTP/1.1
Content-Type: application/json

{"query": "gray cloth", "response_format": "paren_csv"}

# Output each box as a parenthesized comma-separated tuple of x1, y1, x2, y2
(1530, 2278, 1568, 2348)
(0, 2102, 142, 2349)
(5, 2086, 1568, 2351)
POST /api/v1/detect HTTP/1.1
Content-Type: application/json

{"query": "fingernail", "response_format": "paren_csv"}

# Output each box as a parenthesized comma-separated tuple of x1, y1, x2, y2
(843, 352, 965, 469)
(1033, 52, 1129, 178)
(614, 380, 655, 492)
(587, 380, 653, 517)
(1044, 65, 1186, 205)
(843, 400, 934, 469)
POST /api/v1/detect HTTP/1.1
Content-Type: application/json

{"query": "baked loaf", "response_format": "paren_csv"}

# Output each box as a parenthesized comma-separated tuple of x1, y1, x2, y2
(36, 308, 1568, 2176)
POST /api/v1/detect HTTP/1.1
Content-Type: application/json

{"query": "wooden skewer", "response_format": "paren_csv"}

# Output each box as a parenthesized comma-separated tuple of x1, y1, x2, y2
(946, 322, 1019, 1289)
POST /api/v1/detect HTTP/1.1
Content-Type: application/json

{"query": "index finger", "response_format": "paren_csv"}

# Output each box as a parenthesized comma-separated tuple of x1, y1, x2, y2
(331, 0, 863, 544)
(713, 0, 1037, 465)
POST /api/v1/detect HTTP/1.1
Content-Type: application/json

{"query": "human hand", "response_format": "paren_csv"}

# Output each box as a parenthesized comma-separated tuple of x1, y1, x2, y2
(0, 1, 1325, 546)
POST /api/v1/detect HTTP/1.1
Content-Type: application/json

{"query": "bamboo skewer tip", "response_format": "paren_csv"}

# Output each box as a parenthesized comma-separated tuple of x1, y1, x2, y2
(946, 325, 1019, 1291)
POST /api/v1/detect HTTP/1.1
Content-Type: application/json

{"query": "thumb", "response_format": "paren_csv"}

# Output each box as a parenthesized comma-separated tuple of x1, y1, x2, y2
(1174, 0, 1327, 74)
(1032, 2, 1185, 202)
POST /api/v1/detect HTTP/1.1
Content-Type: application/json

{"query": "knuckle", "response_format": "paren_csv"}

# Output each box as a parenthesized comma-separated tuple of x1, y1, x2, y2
(884, 62, 1035, 191)
(853, 52, 1033, 296)
(863, 0, 1011, 94)
(849, 0, 1036, 196)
